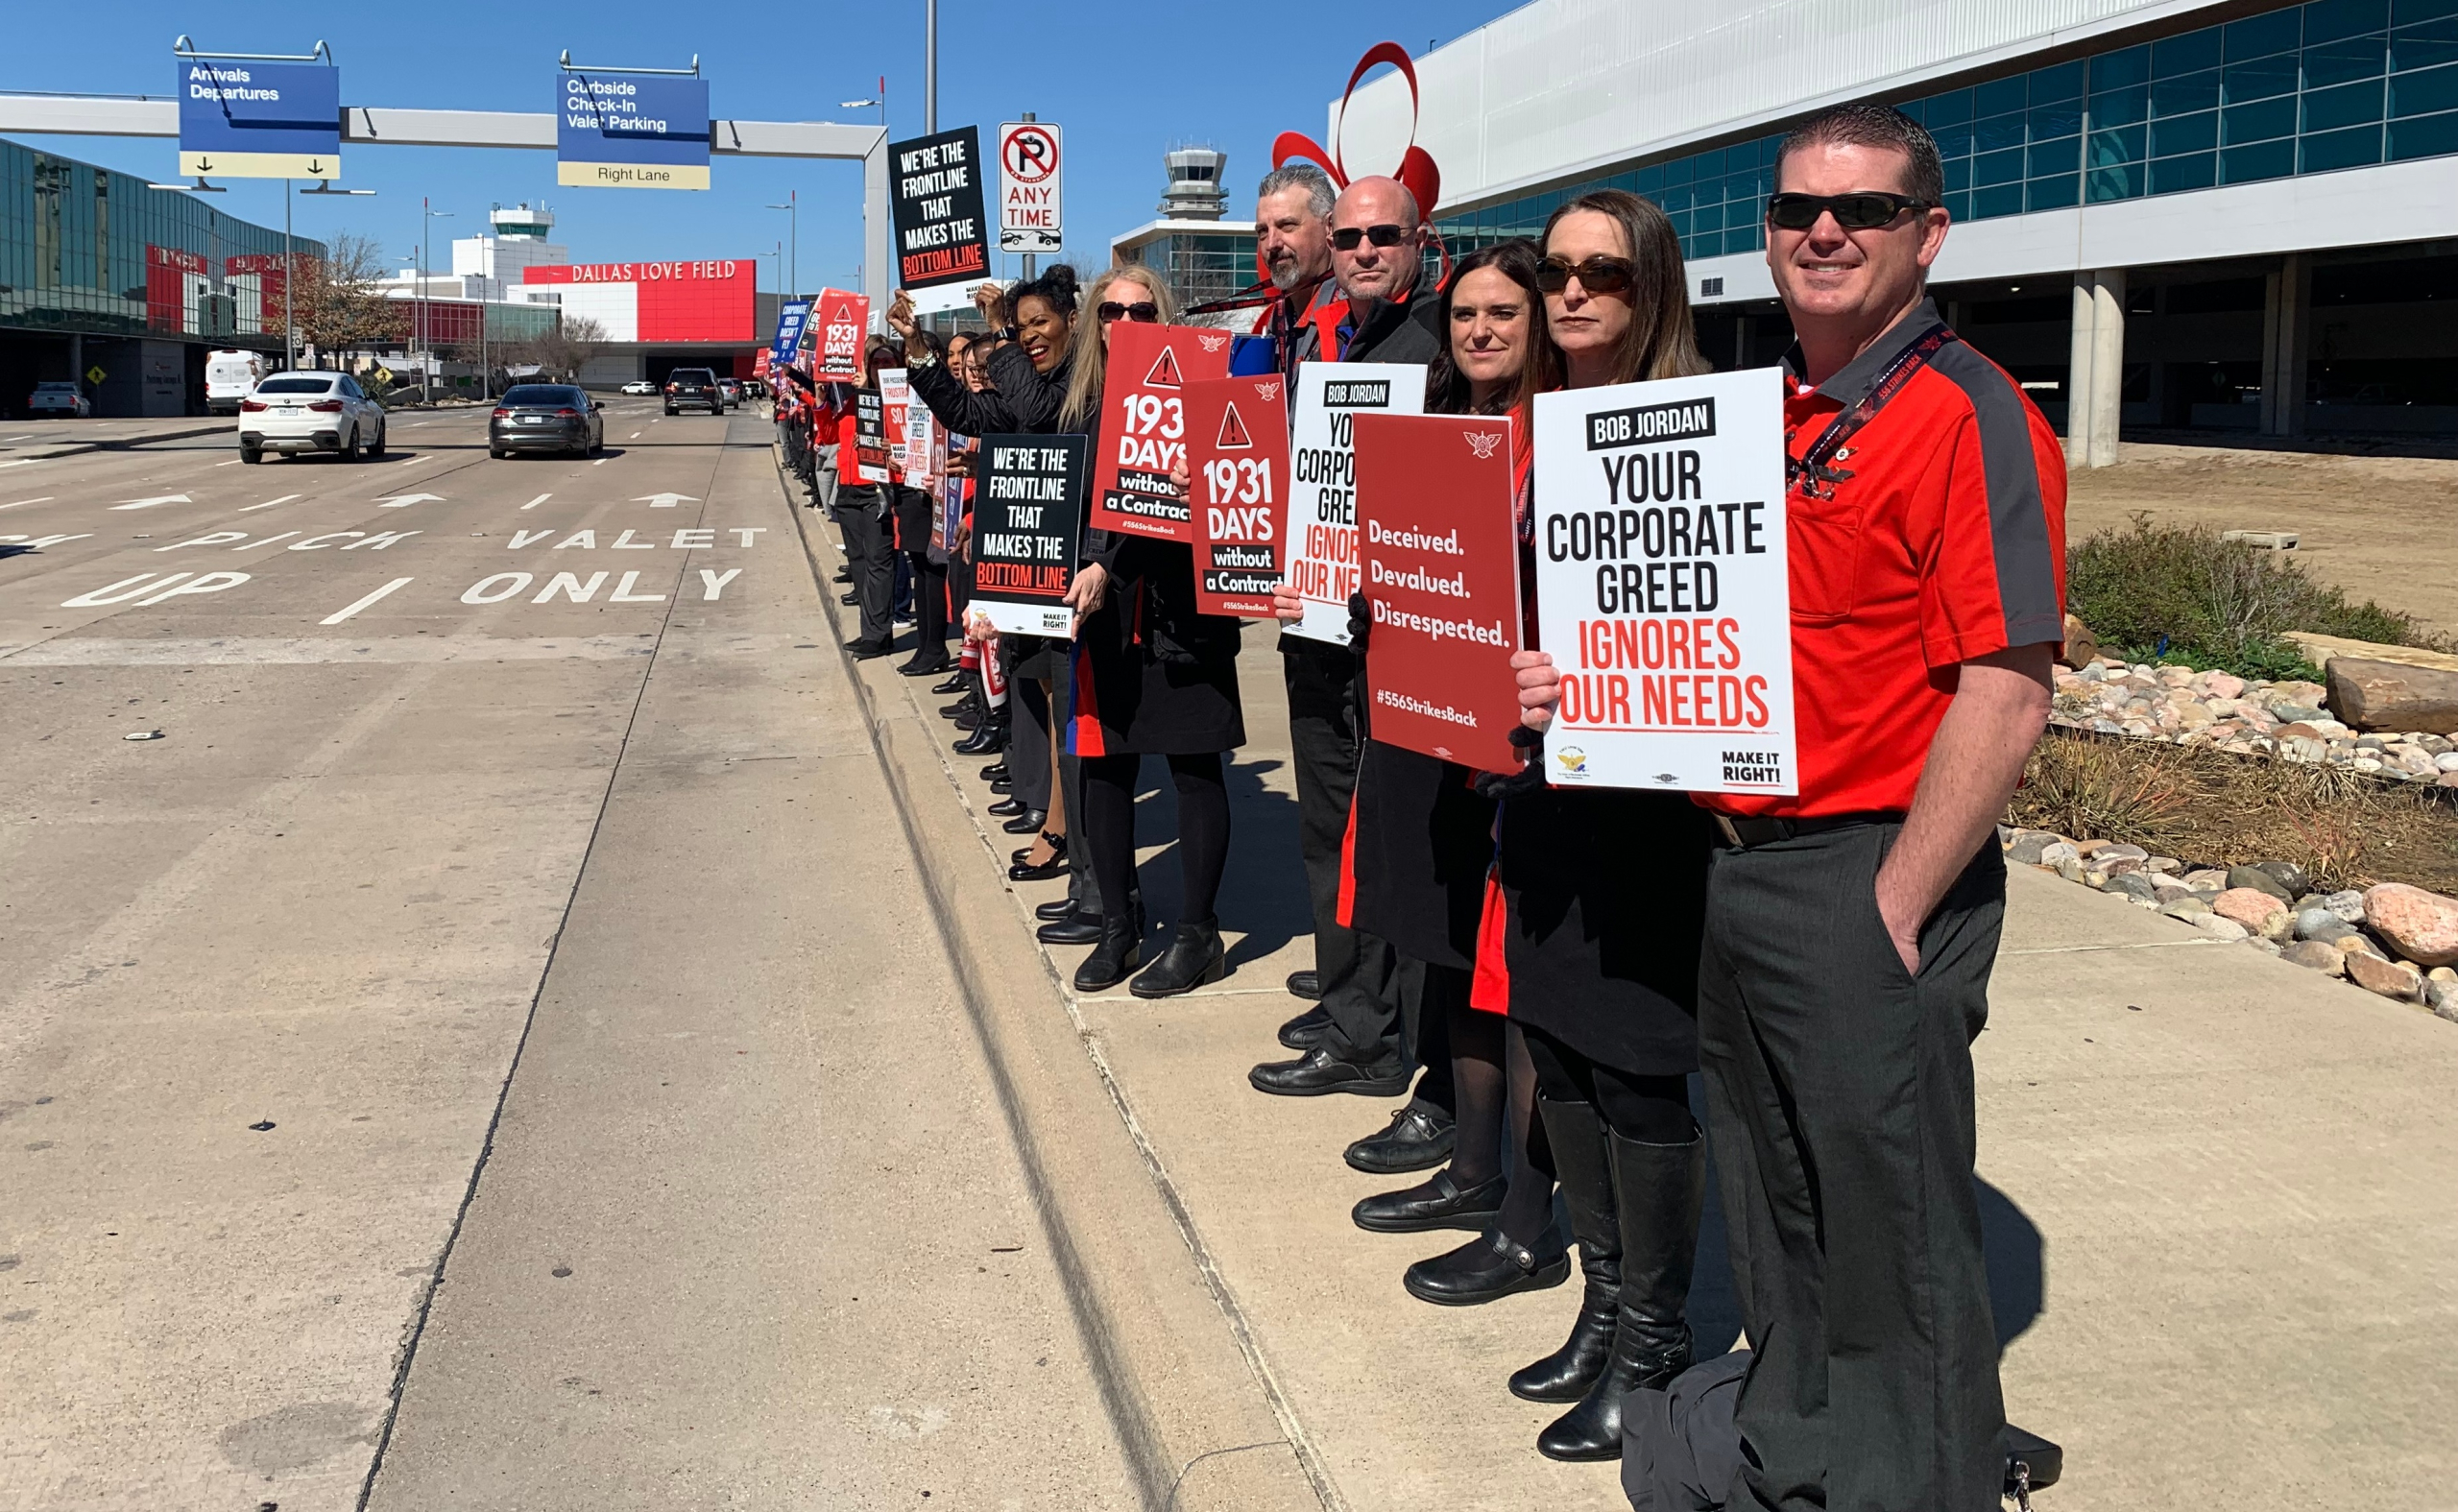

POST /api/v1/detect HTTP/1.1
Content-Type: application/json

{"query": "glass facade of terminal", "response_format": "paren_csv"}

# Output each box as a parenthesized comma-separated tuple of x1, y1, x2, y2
(1123, 228, 1254, 312)
(1436, 0, 2458, 262)
(1, 138, 318, 342)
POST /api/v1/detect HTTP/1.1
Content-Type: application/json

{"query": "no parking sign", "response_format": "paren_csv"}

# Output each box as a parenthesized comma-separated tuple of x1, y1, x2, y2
(998, 121, 1062, 253)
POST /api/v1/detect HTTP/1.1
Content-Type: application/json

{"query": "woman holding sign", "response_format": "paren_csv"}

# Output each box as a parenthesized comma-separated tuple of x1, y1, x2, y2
(1484, 191, 1723, 1464)
(1058, 266, 1249, 998)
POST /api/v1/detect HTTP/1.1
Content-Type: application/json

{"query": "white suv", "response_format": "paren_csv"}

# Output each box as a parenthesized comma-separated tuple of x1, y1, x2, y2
(239, 372, 387, 463)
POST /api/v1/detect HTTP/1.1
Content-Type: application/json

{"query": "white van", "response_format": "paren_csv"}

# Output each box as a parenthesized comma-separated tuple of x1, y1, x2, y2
(205, 349, 266, 416)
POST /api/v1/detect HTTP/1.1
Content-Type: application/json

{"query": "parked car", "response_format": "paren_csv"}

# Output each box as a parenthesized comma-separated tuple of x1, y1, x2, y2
(28, 381, 91, 418)
(489, 383, 604, 459)
(620, 379, 658, 395)
(237, 372, 387, 463)
(716, 377, 743, 409)
(663, 368, 723, 416)
(205, 350, 266, 415)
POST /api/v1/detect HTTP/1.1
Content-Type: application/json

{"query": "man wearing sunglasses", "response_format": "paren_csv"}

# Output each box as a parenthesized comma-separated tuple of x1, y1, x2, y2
(1692, 104, 2064, 1512)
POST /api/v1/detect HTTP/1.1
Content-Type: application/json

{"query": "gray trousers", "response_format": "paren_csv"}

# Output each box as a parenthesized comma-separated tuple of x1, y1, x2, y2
(1697, 821, 2007, 1512)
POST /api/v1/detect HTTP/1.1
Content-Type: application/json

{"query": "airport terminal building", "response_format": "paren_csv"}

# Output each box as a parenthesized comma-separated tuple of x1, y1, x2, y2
(1339, 0, 2458, 451)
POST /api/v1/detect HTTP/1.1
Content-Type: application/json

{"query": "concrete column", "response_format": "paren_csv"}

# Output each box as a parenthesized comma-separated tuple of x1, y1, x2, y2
(2087, 268, 2126, 468)
(2066, 273, 2097, 463)
(2259, 252, 2309, 438)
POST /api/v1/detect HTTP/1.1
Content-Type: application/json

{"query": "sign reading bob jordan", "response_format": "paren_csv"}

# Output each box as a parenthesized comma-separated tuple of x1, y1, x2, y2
(177, 58, 341, 180)
(1530, 368, 1795, 795)
(557, 70, 711, 190)
(890, 127, 991, 316)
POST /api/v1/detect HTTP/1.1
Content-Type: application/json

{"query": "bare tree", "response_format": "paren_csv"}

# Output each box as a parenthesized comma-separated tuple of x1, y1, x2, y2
(497, 314, 609, 383)
(289, 232, 405, 360)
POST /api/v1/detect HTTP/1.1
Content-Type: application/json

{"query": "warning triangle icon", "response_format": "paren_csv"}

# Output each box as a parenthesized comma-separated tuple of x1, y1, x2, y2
(1215, 401, 1253, 450)
(1143, 345, 1183, 389)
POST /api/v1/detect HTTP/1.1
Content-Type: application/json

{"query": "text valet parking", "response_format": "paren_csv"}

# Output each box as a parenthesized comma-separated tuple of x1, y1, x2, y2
(1531, 368, 1797, 796)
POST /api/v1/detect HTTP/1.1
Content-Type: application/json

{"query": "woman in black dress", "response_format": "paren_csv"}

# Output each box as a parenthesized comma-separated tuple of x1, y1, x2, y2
(1493, 190, 1722, 1464)
(1056, 265, 1247, 997)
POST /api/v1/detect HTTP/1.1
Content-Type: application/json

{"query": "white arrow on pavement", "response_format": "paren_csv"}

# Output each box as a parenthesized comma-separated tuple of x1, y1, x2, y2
(375, 493, 447, 509)
(109, 493, 192, 511)
(633, 493, 700, 509)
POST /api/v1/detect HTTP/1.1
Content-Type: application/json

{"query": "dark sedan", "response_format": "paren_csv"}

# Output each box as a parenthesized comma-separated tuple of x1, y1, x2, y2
(489, 384, 604, 459)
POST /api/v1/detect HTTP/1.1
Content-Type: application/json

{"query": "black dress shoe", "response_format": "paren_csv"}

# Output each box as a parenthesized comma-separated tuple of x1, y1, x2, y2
(931, 672, 969, 695)
(979, 762, 1009, 783)
(1248, 1045, 1412, 1098)
(1353, 1167, 1508, 1235)
(1403, 1227, 1571, 1307)
(1009, 836, 1067, 882)
(988, 796, 1028, 817)
(1035, 898, 1079, 922)
(1001, 808, 1048, 835)
(1130, 916, 1225, 998)
(940, 698, 977, 720)
(953, 724, 1006, 756)
(1345, 1105, 1458, 1174)
(848, 638, 893, 660)
(1276, 1003, 1333, 1050)
(1073, 918, 1142, 992)
(989, 776, 1013, 794)
(952, 707, 983, 731)
(899, 656, 952, 676)
(1286, 970, 1322, 1000)
(838, 591, 861, 606)
(1037, 908, 1105, 946)
(833, 568, 854, 585)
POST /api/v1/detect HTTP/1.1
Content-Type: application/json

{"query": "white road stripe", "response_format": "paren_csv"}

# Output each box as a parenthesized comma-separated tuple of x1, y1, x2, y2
(239, 493, 302, 511)
(214, 459, 242, 467)
(0, 497, 55, 510)
(320, 577, 415, 625)
(0, 459, 40, 469)
(592, 457, 609, 466)
(629, 432, 641, 439)
(520, 493, 552, 510)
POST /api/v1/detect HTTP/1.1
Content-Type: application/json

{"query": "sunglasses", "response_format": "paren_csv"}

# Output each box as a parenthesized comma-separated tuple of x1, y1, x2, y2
(1097, 300, 1160, 324)
(1535, 255, 1638, 295)
(1766, 191, 1932, 231)
(1330, 224, 1409, 252)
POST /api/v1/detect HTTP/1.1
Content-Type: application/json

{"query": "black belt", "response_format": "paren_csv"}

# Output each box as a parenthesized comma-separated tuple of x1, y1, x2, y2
(1713, 810, 1906, 849)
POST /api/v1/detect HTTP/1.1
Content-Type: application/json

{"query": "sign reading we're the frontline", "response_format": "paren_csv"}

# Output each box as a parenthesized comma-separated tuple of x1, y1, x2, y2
(176, 58, 341, 180)
(1530, 368, 1795, 795)
(1090, 323, 1235, 542)
(854, 389, 889, 484)
(973, 435, 1088, 637)
(890, 127, 990, 316)
(1280, 363, 1425, 645)
(998, 121, 1063, 253)
(556, 69, 711, 190)
(1183, 375, 1290, 618)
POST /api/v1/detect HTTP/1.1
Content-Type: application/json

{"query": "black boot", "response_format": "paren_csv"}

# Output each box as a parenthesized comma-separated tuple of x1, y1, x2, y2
(1072, 915, 1142, 992)
(1129, 916, 1224, 998)
(1535, 1131, 1704, 1463)
(1511, 1097, 1620, 1403)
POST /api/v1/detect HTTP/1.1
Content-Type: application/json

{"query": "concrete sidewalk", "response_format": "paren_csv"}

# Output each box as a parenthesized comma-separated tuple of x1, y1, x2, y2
(813, 477, 2458, 1506)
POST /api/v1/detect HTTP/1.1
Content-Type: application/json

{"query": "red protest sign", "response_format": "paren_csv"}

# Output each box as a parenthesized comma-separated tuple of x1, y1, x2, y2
(813, 289, 869, 381)
(1353, 412, 1525, 773)
(1090, 322, 1235, 541)
(1183, 374, 1290, 617)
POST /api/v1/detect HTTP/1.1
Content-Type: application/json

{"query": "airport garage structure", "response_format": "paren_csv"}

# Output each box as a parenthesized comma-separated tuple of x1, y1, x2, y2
(1339, 0, 2458, 458)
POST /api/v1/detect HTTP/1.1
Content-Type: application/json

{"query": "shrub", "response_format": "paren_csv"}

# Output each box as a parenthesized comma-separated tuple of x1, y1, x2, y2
(2065, 517, 2438, 680)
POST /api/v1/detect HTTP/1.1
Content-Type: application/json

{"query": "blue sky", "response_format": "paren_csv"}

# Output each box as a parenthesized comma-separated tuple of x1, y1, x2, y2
(9, 2, 1514, 294)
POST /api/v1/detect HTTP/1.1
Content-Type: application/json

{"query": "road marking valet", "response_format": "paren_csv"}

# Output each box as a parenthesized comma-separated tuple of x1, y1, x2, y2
(506, 528, 764, 549)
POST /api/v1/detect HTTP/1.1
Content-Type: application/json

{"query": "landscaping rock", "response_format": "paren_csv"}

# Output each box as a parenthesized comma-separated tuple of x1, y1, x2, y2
(2058, 857, 2087, 884)
(2036, 841, 2080, 869)
(2151, 874, 2198, 901)
(2360, 883, 2458, 967)
(2253, 860, 2311, 897)
(2295, 908, 2356, 944)
(2103, 873, 2159, 904)
(2057, 614, 2099, 669)
(2194, 913, 2251, 943)
(2181, 868, 2230, 891)
(2004, 829, 2067, 864)
(2213, 888, 2293, 940)
(2281, 940, 2347, 975)
(2345, 950, 2422, 1001)
(2226, 866, 2295, 903)
(2324, 657, 2458, 735)
(2321, 889, 2367, 923)
(2244, 937, 2283, 956)
(2160, 897, 2212, 923)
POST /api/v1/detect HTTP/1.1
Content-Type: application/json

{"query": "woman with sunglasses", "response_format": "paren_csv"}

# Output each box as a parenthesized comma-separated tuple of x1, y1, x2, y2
(1327, 240, 1566, 1303)
(1055, 266, 1247, 998)
(1486, 190, 1723, 1463)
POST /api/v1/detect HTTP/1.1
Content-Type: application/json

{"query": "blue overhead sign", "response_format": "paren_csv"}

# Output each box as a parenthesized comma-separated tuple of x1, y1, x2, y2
(558, 70, 711, 190)
(771, 299, 813, 368)
(176, 59, 341, 180)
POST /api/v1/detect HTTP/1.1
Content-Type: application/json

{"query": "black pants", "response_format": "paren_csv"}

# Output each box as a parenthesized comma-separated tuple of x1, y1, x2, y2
(1697, 821, 2007, 1512)
(1286, 644, 1404, 1069)
(1008, 668, 1055, 815)
(1083, 752, 1228, 929)
(836, 489, 894, 646)
(905, 551, 950, 667)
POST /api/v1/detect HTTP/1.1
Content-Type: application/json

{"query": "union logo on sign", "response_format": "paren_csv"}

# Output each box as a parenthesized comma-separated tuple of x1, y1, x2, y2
(1464, 432, 1503, 459)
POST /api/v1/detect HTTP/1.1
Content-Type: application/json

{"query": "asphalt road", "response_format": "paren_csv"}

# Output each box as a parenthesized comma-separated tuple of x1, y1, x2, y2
(0, 405, 1140, 1509)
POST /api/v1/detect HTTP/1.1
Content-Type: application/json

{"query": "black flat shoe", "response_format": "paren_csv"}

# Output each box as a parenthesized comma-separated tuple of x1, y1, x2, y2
(1073, 919, 1142, 992)
(1247, 1045, 1412, 1098)
(1130, 916, 1225, 998)
(1035, 898, 1080, 922)
(1001, 809, 1048, 835)
(838, 591, 861, 606)
(1344, 1105, 1457, 1175)
(1352, 1167, 1507, 1235)
(987, 796, 1028, 817)
(1037, 909, 1105, 945)
(899, 656, 952, 676)
(848, 638, 893, 660)
(1404, 1227, 1571, 1307)
(1286, 970, 1322, 1000)
(931, 673, 969, 695)
(1277, 1003, 1333, 1050)
(979, 762, 1009, 783)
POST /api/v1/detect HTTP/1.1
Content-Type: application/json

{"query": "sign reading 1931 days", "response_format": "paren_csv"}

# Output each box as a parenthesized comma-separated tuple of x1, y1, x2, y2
(889, 127, 990, 316)
(1089, 322, 1235, 543)
(1529, 367, 1795, 795)
(1182, 374, 1290, 617)
(972, 433, 1087, 637)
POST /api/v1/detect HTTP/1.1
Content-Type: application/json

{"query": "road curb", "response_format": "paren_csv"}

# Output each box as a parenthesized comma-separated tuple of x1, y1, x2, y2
(773, 454, 1330, 1511)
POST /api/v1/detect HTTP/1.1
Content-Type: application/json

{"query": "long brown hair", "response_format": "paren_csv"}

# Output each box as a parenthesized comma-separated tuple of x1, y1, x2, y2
(1538, 189, 1707, 384)
(1059, 264, 1177, 430)
(1426, 239, 1559, 418)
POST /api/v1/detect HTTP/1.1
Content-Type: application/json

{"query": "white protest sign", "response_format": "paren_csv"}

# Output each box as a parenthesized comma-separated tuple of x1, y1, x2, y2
(998, 121, 1062, 253)
(880, 369, 913, 478)
(1530, 367, 1795, 794)
(1280, 362, 1424, 644)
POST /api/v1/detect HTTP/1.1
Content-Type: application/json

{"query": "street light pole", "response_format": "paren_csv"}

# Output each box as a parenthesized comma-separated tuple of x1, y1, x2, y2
(926, 0, 937, 132)
(765, 190, 797, 299)
(283, 178, 295, 372)
(421, 202, 453, 390)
